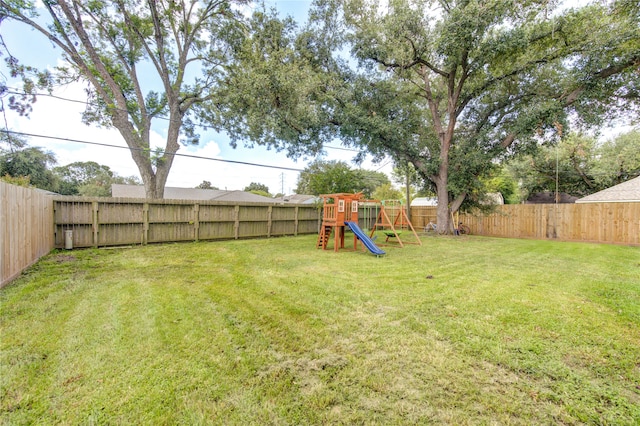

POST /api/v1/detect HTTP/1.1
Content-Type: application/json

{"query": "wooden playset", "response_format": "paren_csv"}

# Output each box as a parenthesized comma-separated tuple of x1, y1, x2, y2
(316, 193, 364, 252)
(316, 194, 421, 253)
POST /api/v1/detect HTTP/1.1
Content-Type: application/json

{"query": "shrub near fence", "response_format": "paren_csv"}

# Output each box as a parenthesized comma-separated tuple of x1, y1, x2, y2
(411, 203, 640, 245)
(1, 182, 55, 287)
(52, 197, 321, 248)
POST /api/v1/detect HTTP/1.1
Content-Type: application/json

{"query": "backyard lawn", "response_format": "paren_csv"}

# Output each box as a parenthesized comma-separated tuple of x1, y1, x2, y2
(1, 234, 639, 424)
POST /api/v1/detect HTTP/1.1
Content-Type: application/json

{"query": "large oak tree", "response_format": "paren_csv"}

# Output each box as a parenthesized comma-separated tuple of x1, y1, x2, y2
(336, 0, 639, 230)
(221, 0, 639, 232)
(1, 0, 248, 198)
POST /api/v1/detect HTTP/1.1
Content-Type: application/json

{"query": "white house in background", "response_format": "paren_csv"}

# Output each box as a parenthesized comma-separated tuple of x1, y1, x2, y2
(410, 197, 438, 207)
(111, 184, 277, 203)
(281, 194, 320, 204)
(483, 192, 505, 205)
(576, 176, 640, 203)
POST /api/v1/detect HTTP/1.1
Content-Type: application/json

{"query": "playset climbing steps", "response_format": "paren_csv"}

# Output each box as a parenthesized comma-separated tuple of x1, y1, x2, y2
(316, 224, 333, 249)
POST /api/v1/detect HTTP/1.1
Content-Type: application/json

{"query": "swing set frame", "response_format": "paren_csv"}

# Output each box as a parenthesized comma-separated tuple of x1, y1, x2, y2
(368, 200, 422, 248)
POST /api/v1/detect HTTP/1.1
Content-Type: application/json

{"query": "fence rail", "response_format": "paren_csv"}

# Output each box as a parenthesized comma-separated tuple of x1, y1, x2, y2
(1, 182, 55, 287)
(411, 203, 640, 245)
(53, 197, 321, 248)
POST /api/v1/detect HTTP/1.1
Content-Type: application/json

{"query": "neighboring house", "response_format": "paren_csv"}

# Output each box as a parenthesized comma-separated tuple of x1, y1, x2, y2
(576, 176, 640, 203)
(526, 191, 578, 204)
(281, 194, 319, 204)
(111, 184, 277, 203)
(410, 197, 438, 207)
(481, 192, 505, 205)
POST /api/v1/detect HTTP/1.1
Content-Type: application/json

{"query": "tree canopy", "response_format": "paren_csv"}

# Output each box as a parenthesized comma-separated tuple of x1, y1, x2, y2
(295, 159, 390, 197)
(3, 0, 638, 217)
(222, 0, 639, 231)
(244, 182, 270, 194)
(53, 161, 140, 196)
(0, 145, 57, 191)
(335, 0, 639, 230)
(195, 180, 218, 190)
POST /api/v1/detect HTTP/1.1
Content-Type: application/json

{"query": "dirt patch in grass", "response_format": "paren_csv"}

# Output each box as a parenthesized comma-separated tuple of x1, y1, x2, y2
(53, 254, 77, 263)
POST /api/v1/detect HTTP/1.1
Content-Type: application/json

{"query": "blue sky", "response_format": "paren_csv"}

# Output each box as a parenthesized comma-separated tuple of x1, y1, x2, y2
(0, 0, 392, 195)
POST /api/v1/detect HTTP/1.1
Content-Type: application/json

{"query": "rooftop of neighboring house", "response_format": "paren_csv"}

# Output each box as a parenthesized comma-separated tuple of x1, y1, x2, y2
(111, 184, 277, 203)
(525, 191, 579, 204)
(281, 194, 319, 204)
(576, 176, 640, 203)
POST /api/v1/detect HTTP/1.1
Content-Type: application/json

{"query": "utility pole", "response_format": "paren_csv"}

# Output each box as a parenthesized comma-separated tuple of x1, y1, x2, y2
(405, 168, 411, 219)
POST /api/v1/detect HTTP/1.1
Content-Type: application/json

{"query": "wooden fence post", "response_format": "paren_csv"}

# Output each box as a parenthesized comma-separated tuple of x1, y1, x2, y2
(234, 205, 240, 239)
(143, 203, 149, 245)
(194, 203, 200, 242)
(92, 201, 99, 248)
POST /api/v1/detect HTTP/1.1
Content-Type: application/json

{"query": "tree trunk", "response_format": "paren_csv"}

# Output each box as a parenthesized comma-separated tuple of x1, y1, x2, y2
(433, 124, 453, 234)
(151, 109, 183, 199)
(434, 174, 450, 234)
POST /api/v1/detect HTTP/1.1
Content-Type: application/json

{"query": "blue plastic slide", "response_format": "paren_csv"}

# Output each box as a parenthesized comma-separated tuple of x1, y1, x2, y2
(345, 221, 386, 256)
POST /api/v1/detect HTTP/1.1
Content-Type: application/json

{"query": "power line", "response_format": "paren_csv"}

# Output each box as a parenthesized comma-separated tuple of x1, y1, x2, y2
(3, 88, 361, 153)
(1, 129, 305, 172)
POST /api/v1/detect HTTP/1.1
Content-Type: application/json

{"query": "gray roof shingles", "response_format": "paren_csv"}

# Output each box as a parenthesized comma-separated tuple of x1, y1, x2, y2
(576, 176, 640, 203)
(111, 184, 277, 203)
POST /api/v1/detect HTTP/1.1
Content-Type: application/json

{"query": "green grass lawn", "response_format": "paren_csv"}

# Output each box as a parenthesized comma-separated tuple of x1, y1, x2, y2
(1, 234, 639, 424)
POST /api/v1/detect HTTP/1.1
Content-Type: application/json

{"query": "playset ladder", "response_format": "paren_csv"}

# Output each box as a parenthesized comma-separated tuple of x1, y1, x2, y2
(317, 224, 333, 249)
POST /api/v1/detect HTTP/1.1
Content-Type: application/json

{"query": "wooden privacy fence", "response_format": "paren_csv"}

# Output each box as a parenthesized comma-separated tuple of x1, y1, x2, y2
(411, 203, 640, 245)
(1, 182, 55, 287)
(53, 197, 321, 248)
(3, 181, 638, 288)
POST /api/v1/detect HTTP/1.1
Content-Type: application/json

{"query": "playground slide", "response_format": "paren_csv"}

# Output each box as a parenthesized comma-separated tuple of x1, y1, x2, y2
(345, 221, 386, 256)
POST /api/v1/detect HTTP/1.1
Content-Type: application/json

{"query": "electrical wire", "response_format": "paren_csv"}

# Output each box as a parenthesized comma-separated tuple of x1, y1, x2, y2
(0, 129, 305, 172)
(2, 87, 360, 153)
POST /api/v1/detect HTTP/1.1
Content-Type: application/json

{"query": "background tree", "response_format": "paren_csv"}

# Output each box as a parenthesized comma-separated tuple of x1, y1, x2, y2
(295, 159, 357, 195)
(0, 145, 57, 191)
(295, 159, 391, 196)
(53, 161, 140, 196)
(1, 0, 248, 198)
(372, 183, 403, 202)
(508, 130, 640, 200)
(508, 133, 599, 199)
(352, 169, 390, 198)
(195, 180, 218, 190)
(244, 182, 270, 195)
(592, 129, 640, 187)
(482, 168, 519, 205)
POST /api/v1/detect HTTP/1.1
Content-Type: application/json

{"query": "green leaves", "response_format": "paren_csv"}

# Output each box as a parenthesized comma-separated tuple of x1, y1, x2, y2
(295, 159, 390, 197)
(507, 130, 640, 199)
(213, 6, 340, 158)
